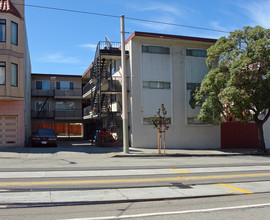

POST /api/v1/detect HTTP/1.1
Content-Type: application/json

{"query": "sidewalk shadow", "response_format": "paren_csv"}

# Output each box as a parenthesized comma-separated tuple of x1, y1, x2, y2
(0, 139, 126, 155)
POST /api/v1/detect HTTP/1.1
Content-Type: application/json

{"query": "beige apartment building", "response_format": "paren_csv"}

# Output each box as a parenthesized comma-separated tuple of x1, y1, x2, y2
(31, 73, 83, 137)
(0, 0, 31, 147)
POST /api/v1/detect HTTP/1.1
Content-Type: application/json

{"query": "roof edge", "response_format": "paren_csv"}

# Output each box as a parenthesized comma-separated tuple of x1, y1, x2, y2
(32, 73, 82, 78)
(126, 31, 217, 44)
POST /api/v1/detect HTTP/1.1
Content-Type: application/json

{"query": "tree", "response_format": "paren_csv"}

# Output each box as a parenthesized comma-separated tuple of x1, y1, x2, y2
(193, 26, 270, 153)
(151, 104, 170, 154)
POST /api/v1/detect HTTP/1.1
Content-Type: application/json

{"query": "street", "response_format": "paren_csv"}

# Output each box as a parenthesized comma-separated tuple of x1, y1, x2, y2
(0, 144, 270, 219)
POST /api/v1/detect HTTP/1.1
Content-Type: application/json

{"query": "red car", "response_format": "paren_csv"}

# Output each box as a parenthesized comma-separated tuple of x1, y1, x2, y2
(31, 129, 57, 147)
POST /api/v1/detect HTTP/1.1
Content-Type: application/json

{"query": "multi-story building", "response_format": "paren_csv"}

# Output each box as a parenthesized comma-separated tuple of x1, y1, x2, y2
(82, 41, 123, 144)
(126, 32, 219, 149)
(82, 32, 221, 149)
(0, 0, 31, 147)
(31, 73, 83, 137)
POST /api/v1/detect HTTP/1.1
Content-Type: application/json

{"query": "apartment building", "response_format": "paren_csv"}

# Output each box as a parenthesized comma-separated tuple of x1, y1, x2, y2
(31, 73, 83, 137)
(82, 32, 221, 149)
(125, 32, 221, 149)
(0, 0, 31, 147)
(82, 41, 123, 144)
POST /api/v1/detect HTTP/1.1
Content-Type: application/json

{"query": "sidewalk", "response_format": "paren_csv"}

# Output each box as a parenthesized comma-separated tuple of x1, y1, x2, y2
(0, 139, 267, 158)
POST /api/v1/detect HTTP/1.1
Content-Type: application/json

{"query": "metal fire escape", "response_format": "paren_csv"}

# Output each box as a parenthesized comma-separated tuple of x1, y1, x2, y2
(82, 40, 125, 130)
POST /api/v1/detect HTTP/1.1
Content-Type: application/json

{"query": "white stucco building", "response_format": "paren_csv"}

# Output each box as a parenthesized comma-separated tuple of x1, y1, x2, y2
(124, 32, 220, 149)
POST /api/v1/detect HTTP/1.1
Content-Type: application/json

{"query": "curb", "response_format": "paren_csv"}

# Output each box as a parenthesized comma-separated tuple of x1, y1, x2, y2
(113, 152, 270, 157)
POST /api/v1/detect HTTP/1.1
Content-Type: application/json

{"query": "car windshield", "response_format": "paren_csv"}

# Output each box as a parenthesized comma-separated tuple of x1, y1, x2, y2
(37, 129, 55, 135)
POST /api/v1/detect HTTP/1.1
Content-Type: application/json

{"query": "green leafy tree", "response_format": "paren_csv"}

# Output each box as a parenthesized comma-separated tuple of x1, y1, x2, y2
(194, 26, 270, 153)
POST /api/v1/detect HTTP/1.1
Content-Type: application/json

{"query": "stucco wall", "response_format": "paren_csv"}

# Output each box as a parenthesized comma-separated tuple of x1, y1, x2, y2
(264, 120, 270, 149)
(128, 37, 220, 149)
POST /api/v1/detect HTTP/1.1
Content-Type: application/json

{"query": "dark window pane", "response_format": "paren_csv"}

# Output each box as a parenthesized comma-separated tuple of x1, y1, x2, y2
(56, 82, 60, 90)
(70, 82, 74, 90)
(142, 45, 170, 54)
(0, 19, 6, 42)
(36, 81, 42, 90)
(186, 49, 207, 57)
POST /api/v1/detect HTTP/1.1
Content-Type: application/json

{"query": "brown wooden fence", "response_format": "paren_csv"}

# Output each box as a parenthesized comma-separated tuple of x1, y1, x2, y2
(34, 123, 82, 135)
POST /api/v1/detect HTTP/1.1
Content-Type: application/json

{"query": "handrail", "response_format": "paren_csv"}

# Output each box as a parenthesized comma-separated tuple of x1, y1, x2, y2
(94, 41, 121, 61)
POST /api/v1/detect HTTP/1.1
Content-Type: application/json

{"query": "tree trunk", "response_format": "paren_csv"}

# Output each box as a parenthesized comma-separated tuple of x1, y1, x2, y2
(256, 122, 267, 153)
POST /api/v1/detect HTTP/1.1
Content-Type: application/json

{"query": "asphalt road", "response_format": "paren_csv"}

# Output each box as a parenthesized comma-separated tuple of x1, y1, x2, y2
(0, 144, 270, 219)
(1, 162, 270, 219)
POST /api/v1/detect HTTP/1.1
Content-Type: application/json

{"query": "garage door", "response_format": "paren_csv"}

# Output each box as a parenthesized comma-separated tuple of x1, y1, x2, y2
(0, 116, 18, 147)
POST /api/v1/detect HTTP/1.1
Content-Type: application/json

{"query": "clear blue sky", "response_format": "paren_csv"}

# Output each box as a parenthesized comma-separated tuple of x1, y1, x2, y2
(25, 0, 270, 76)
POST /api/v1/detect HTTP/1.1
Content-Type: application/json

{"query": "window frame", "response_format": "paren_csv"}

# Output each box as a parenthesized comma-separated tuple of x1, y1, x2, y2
(0, 19, 6, 43)
(143, 81, 171, 89)
(0, 61, 6, 85)
(11, 63, 18, 87)
(11, 21, 18, 45)
(186, 49, 207, 57)
(36, 80, 50, 90)
(55, 101, 75, 111)
(35, 101, 50, 111)
(56, 81, 74, 90)
(142, 45, 170, 55)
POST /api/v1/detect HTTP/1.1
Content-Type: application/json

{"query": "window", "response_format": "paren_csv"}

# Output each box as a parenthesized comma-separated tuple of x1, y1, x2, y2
(56, 102, 75, 110)
(186, 82, 207, 125)
(142, 45, 170, 54)
(186, 49, 207, 57)
(36, 81, 50, 90)
(0, 62, 6, 85)
(186, 83, 200, 90)
(143, 81, 171, 89)
(143, 117, 171, 125)
(35, 101, 50, 111)
(11, 63, 18, 87)
(0, 19, 6, 42)
(56, 81, 74, 90)
(11, 22, 18, 45)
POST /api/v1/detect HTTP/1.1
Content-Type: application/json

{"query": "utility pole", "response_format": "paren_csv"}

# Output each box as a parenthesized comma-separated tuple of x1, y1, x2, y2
(121, 15, 129, 153)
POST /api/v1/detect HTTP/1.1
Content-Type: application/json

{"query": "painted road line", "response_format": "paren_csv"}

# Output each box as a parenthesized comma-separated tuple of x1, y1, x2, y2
(1, 173, 270, 186)
(218, 183, 254, 194)
(1, 165, 270, 179)
(62, 203, 270, 220)
(170, 168, 189, 174)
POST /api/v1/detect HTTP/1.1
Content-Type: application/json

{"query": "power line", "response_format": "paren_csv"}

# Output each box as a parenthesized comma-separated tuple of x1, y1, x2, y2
(14, 3, 230, 34)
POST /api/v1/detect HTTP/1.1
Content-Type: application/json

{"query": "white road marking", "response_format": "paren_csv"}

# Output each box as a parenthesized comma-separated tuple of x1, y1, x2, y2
(62, 203, 270, 220)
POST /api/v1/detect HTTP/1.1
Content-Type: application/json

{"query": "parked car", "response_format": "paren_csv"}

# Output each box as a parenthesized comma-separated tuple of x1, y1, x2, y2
(31, 129, 57, 147)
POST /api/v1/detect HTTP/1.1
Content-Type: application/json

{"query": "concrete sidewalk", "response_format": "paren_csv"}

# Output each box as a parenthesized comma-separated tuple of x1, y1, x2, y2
(0, 139, 268, 158)
(1, 180, 270, 206)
